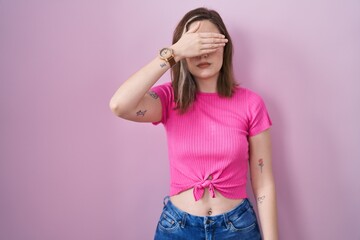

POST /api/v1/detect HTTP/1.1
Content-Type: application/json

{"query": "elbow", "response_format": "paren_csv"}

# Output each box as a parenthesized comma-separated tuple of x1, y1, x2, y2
(109, 99, 126, 117)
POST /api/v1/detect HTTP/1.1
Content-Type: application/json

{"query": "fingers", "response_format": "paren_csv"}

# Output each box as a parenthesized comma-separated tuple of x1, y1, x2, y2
(176, 24, 228, 58)
(200, 38, 228, 44)
(198, 36, 228, 51)
(199, 32, 226, 39)
(199, 43, 226, 50)
(198, 33, 228, 50)
(199, 48, 220, 55)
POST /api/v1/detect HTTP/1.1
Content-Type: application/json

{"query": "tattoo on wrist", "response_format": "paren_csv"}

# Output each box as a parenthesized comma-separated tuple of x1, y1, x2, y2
(148, 91, 159, 99)
(258, 158, 264, 173)
(136, 109, 147, 116)
(257, 195, 265, 204)
(160, 62, 167, 68)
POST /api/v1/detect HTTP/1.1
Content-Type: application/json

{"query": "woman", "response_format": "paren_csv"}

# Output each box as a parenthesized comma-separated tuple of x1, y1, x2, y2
(109, 7, 278, 240)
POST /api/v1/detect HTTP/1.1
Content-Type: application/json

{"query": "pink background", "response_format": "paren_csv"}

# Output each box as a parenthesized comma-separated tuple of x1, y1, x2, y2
(1, 0, 359, 239)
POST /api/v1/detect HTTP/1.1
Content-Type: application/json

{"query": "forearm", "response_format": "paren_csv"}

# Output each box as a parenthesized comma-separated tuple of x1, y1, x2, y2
(109, 23, 228, 116)
(253, 183, 279, 240)
(249, 130, 278, 240)
(109, 56, 171, 116)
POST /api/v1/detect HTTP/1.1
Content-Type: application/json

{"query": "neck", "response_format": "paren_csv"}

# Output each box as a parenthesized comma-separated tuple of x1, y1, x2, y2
(195, 75, 218, 93)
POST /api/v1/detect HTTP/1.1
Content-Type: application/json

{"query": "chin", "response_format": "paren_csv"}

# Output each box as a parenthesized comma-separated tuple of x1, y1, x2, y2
(193, 72, 219, 80)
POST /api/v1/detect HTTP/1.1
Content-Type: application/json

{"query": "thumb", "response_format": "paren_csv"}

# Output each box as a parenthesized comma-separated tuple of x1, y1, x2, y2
(187, 21, 201, 33)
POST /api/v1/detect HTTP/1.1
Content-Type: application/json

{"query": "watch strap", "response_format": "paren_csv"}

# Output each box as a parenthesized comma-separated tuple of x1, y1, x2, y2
(159, 47, 176, 68)
(168, 55, 176, 68)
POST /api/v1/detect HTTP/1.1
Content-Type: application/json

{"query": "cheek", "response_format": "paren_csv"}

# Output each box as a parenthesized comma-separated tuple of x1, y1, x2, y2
(185, 58, 198, 72)
(214, 48, 224, 61)
(212, 51, 224, 69)
(185, 57, 196, 66)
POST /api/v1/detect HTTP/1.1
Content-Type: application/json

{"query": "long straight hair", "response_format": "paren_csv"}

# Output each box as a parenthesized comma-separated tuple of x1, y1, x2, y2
(171, 7, 238, 114)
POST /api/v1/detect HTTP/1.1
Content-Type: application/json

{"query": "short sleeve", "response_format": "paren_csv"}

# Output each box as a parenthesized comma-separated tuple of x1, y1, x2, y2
(149, 82, 174, 125)
(247, 89, 272, 136)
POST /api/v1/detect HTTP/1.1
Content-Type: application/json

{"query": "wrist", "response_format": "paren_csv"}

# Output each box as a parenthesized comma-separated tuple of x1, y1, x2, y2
(171, 44, 183, 62)
(159, 47, 176, 68)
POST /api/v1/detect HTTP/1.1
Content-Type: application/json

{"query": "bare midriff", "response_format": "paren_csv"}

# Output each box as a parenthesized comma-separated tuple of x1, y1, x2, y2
(170, 188, 244, 216)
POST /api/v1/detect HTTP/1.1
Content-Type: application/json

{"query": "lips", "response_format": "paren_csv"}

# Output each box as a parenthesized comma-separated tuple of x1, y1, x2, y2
(197, 62, 211, 68)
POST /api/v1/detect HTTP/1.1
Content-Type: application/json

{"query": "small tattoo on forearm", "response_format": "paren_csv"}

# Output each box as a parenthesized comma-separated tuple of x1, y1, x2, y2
(257, 195, 265, 204)
(148, 91, 159, 99)
(258, 158, 264, 173)
(160, 62, 167, 68)
(136, 109, 147, 116)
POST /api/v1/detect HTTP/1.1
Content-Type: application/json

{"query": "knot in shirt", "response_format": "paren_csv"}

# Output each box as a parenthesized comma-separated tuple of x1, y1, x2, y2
(193, 179, 216, 201)
(150, 82, 273, 201)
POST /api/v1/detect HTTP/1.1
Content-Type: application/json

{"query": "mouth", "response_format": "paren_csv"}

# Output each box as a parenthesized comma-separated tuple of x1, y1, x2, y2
(197, 62, 211, 68)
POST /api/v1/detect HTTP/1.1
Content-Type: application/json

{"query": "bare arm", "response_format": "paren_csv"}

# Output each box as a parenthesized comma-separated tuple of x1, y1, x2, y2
(109, 56, 170, 121)
(249, 129, 279, 240)
(109, 21, 228, 122)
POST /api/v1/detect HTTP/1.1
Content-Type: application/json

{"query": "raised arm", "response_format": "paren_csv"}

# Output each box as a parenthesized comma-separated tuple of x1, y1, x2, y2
(109, 21, 228, 123)
(109, 56, 171, 123)
(249, 129, 279, 240)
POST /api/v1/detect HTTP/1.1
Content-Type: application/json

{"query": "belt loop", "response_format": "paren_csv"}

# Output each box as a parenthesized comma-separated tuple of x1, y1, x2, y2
(247, 198, 253, 208)
(163, 196, 170, 206)
(223, 213, 230, 228)
(180, 212, 187, 228)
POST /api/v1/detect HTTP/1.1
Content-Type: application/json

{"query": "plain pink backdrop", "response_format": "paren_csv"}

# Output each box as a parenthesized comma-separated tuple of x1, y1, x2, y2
(1, 0, 359, 239)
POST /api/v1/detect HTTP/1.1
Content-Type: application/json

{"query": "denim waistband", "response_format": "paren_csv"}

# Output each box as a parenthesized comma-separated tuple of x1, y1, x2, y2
(162, 196, 253, 228)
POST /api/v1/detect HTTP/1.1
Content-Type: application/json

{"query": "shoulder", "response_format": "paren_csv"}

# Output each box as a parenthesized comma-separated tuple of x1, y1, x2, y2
(151, 81, 173, 90)
(150, 81, 173, 94)
(150, 81, 174, 102)
(234, 86, 264, 102)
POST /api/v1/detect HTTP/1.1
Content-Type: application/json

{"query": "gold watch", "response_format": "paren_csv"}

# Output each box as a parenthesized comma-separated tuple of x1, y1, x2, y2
(159, 47, 176, 67)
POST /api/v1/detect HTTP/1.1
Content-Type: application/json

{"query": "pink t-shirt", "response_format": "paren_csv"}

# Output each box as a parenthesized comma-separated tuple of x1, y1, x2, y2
(150, 82, 272, 201)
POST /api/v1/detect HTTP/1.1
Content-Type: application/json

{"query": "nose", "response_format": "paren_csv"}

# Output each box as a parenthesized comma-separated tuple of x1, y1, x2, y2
(198, 53, 209, 59)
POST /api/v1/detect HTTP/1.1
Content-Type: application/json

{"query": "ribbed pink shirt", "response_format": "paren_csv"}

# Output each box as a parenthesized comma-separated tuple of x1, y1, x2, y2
(151, 82, 272, 201)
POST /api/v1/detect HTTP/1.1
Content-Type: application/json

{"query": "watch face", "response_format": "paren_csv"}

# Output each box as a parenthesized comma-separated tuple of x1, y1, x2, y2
(160, 48, 172, 59)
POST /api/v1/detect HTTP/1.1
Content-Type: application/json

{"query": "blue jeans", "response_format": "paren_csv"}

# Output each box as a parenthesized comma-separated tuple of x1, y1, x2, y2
(154, 196, 262, 240)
